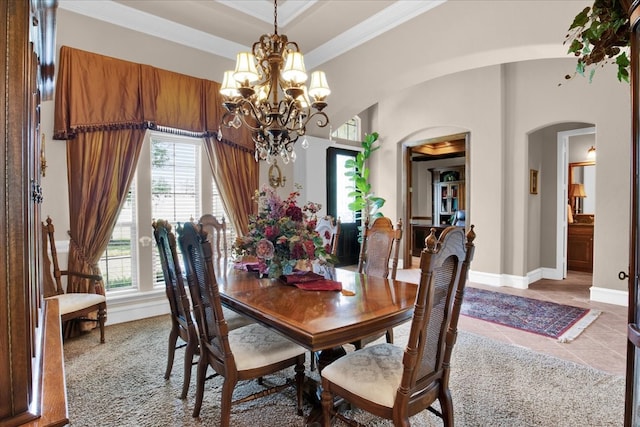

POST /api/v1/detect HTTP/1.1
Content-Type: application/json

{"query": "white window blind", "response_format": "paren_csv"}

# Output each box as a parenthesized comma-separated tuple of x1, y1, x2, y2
(98, 131, 234, 293)
(150, 138, 201, 286)
(99, 180, 138, 290)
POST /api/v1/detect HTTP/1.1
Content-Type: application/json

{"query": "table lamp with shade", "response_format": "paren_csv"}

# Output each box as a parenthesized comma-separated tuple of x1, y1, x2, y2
(569, 183, 587, 215)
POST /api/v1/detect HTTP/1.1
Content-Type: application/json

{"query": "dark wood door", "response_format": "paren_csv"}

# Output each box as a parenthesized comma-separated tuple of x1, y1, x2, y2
(627, 3, 640, 425)
(327, 147, 360, 267)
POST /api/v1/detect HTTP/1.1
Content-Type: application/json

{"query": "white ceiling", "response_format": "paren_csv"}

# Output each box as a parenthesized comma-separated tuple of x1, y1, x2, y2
(58, 0, 445, 70)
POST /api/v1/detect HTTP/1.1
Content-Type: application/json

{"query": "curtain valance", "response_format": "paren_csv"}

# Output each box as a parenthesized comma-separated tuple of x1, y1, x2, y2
(53, 45, 253, 151)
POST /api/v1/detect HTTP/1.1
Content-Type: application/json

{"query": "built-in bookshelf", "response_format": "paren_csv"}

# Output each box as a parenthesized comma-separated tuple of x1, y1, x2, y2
(433, 167, 465, 225)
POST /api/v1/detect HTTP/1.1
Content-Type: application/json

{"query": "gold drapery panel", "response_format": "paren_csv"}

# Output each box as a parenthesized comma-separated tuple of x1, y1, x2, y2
(204, 136, 259, 236)
(53, 45, 253, 150)
(66, 129, 145, 294)
(53, 45, 259, 303)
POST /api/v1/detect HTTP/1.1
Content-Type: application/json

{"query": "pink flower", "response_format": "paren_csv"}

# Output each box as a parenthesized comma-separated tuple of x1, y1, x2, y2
(255, 239, 275, 260)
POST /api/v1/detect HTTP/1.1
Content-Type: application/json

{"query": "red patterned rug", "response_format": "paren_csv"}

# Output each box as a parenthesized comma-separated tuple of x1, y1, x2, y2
(461, 287, 601, 342)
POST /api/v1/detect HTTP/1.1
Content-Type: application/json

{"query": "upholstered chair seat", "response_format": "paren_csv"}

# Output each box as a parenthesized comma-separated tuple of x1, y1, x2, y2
(227, 323, 306, 371)
(321, 343, 404, 407)
(48, 293, 106, 316)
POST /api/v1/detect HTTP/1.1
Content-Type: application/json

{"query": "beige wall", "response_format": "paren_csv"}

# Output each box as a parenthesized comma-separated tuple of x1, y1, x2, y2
(359, 59, 629, 303)
(42, 3, 630, 308)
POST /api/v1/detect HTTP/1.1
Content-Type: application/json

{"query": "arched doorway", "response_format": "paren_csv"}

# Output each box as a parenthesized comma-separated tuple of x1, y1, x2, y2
(402, 131, 470, 268)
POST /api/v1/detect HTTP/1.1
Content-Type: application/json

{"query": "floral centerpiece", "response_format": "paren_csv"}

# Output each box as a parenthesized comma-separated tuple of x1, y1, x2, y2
(234, 185, 336, 278)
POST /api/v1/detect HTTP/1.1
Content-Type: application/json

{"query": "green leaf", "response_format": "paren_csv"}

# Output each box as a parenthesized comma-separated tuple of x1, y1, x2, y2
(576, 61, 585, 76)
(362, 168, 370, 180)
(569, 7, 590, 30)
(370, 198, 385, 209)
(344, 159, 355, 168)
(364, 133, 378, 144)
(618, 65, 630, 83)
(567, 39, 583, 54)
(616, 52, 630, 68)
(588, 67, 596, 83)
(355, 180, 370, 193)
(348, 200, 364, 211)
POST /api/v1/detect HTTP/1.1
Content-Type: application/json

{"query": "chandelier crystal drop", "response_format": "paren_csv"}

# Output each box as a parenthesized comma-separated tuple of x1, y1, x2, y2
(218, 0, 330, 164)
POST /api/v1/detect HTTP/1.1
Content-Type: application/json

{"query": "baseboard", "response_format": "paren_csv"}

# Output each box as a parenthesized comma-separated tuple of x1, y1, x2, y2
(468, 270, 528, 289)
(106, 289, 169, 325)
(590, 286, 628, 307)
(540, 267, 564, 280)
(471, 269, 629, 307)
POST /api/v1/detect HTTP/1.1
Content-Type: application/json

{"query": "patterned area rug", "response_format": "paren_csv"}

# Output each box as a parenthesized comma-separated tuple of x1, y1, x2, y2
(461, 287, 601, 342)
(63, 315, 624, 426)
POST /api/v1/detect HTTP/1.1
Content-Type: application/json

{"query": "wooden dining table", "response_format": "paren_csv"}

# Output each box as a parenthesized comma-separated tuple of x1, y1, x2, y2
(217, 265, 418, 425)
(218, 265, 418, 352)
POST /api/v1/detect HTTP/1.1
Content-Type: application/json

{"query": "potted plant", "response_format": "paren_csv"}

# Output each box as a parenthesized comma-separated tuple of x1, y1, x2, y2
(345, 132, 385, 237)
(564, 0, 630, 83)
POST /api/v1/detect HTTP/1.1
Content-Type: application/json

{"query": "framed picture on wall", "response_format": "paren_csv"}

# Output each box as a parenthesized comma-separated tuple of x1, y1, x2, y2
(530, 169, 538, 194)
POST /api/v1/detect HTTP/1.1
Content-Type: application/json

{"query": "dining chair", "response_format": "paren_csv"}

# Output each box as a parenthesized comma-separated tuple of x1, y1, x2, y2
(321, 225, 476, 427)
(315, 215, 341, 256)
(354, 216, 403, 348)
(42, 216, 106, 343)
(177, 221, 306, 424)
(199, 214, 227, 258)
(198, 214, 254, 324)
(152, 219, 200, 399)
(153, 219, 253, 399)
(310, 215, 341, 370)
(358, 216, 403, 280)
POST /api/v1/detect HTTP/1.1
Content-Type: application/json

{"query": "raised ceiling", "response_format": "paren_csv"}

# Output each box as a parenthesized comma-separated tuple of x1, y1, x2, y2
(59, 0, 445, 69)
(56, 0, 586, 136)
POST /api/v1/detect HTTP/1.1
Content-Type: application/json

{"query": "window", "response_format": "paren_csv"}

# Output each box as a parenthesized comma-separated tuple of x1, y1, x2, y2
(99, 182, 137, 290)
(331, 116, 361, 142)
(98, 131, 235, 292)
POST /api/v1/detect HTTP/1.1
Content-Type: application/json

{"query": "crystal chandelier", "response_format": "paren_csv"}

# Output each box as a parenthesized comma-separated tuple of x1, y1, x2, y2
(218, 0, 330, 164)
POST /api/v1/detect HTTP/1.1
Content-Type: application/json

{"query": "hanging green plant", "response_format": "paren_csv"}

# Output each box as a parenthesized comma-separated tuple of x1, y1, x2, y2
(564, 0, 630, 83)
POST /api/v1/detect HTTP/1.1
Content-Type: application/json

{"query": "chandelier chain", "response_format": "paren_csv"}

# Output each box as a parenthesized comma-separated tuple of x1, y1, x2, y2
(273, 0, 278, 35)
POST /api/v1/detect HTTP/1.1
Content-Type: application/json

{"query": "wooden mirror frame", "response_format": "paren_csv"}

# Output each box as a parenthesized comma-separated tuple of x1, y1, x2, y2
(568, 160, 595, 187)
(568, 160, 595, 220)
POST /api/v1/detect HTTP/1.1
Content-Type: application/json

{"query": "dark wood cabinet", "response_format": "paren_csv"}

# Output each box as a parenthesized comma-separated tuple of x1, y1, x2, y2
(567, 223, 594, 273)
(0, 2, 64, 426)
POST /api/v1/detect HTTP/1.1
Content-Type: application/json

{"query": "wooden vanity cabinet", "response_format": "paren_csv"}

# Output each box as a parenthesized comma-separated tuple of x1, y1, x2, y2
(567, 222, 594, 273)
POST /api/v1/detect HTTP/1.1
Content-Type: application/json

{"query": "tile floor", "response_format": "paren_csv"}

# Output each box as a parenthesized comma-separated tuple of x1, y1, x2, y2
(396, 268, 628, 377)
